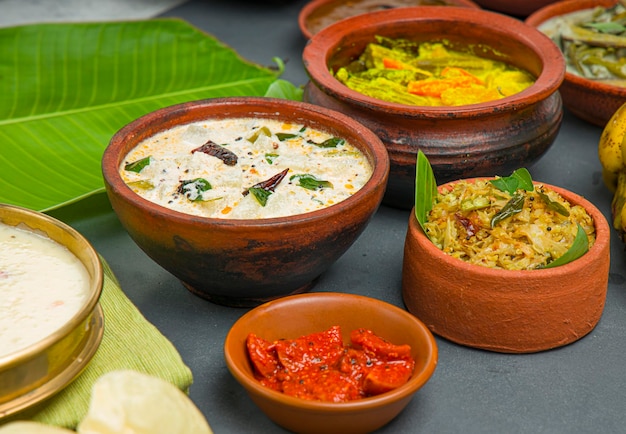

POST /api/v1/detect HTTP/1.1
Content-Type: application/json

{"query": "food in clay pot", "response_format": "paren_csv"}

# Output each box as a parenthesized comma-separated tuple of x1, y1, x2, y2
(303, 6, 565, 208)
(401, 153, 610, 353)
(298, 0, 481, 39)
(526, 0, 626, 127)
(102, 97, 389, 307)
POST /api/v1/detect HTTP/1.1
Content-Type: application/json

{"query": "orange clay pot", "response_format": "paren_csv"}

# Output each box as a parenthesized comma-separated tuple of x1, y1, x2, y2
(402, 180, 610, 353)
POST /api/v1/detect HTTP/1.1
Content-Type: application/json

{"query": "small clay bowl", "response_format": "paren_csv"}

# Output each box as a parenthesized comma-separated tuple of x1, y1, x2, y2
(526, 0, 626, 127)
(298, 0, 481, 40)
(0, 204, 104, 418)
(224, 292, 438, 434)
(473, 0, 560, 17)
(102, 97, 389, 307)
(401, 180, 610, 353)
(303, 7, 565, 209)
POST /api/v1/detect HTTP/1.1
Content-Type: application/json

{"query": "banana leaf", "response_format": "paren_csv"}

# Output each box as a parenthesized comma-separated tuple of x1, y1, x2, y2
(0, 18, 281, 212)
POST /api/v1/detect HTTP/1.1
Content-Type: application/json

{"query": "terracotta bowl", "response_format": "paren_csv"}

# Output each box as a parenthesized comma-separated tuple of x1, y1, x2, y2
(473, 0, 560, 17)
(102, 97, 389, 307)
(0, 204, 104, 419)
(303, 7, 565, 209)
(526, 0, 626, 128)
(223, 292, 438, 434)
(298, 0, 481, 40)
(402, 180, 610, 353)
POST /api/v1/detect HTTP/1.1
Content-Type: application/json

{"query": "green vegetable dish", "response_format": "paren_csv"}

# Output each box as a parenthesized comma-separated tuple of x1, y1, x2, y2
(538, 2, 626, 87)
(414, 152, 595, 270)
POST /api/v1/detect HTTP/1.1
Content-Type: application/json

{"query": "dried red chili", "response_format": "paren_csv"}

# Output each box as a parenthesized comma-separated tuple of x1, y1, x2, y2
(246, 326, 415, 402)
(192, 140, 238, 166)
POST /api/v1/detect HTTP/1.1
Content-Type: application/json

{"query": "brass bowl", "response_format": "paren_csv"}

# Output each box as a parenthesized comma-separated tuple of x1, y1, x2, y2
(0, 204, 104, 418)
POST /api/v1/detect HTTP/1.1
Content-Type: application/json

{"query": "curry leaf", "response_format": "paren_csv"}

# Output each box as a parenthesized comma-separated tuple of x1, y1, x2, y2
(414, 150, 438, 232)
(0, 19, 282, 212)
(489, 168, 534, 195)
(541, 224, 589, 269)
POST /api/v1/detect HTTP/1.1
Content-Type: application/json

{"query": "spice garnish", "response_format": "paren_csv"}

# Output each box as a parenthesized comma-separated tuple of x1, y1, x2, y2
(192, 140, 238, 166)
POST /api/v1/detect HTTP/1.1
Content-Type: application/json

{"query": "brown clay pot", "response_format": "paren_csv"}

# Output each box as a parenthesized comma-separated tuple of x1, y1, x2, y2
(298, 0, 481, 40)
(401, 181, 610, 353)
(102, 97, 389, 307)
(303, 7, 565, 209)
(526, 0, 625, 128)
(473, 0, 560, 17)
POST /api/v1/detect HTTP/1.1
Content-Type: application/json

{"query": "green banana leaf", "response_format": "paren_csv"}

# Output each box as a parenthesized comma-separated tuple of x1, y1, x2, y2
(0, 18, 281, 212)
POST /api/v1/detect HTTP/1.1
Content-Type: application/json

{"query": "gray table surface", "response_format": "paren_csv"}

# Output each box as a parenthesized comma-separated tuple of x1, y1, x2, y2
(28, 0, 626, 432)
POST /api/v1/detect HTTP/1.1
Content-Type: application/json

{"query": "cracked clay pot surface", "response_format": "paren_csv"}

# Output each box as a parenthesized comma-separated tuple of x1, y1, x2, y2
(401, 180, 610, 353)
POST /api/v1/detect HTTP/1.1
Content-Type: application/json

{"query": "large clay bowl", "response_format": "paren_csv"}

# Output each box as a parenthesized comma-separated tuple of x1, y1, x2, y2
(402, 180, 610, 353)
(526, 0, 626, 127)
(102, 97, 389, 307)
(473, 0, 561, 17)
(303, 7, 565, 209)
(298, 0, 481, 40)
(224, 292, 438, 434)
(0, 204, 103, 418)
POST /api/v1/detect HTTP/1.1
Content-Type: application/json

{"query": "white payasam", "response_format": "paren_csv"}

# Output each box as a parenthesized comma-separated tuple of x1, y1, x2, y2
(119, 118, 373, 219)
(0, 223, 90, 357)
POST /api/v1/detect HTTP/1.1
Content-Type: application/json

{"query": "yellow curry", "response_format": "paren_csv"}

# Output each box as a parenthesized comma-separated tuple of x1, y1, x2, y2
(334, 36, 536, 106)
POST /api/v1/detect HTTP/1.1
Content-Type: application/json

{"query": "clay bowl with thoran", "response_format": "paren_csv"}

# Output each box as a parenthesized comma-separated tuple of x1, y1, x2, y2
(402, 179, 610, 353)
(302, 6, 566, 209)
(101, 97, 390, 307)
(526, 0, 626, 127)
(224, 292, 438, 434)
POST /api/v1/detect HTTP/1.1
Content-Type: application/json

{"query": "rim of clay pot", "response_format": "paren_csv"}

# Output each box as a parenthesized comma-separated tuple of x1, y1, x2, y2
(224, 292, 438, 413)
(303, 6, 565, 119)
(102, 97, 390, 230)
(411, 179, 610, 277)
(525, 0, 626, 100)
(298, 0, 481, 40)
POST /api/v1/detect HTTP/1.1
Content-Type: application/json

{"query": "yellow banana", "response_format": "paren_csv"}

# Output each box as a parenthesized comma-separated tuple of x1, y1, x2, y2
(612, 170, 626, 236)
(598, 101, 626, 177)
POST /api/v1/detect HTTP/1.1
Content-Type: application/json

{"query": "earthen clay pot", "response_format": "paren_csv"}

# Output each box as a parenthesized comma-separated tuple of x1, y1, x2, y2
(224, 292, 438, 434)
(402, 180, 610, 353)
(474, 0, 560, 17)
(102, 97, 389, 307)
(526, 0, 626, 128)
(298, 0, 481, 39)
(303, 7, 565, 209)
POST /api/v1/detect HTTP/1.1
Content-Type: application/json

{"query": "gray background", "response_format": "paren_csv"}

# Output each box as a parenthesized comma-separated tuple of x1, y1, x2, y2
(3, 0, 625, 433)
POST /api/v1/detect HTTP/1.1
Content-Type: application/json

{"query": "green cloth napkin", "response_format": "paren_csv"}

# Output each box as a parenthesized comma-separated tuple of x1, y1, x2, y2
(7, 256, 194, 429)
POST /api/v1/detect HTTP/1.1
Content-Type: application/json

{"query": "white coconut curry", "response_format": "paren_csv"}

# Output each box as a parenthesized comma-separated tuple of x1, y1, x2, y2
(0, 223, 90, 357)
(119, 118, 373, 219)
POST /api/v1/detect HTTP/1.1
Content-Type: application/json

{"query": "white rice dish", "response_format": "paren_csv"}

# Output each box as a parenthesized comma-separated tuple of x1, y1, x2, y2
(119, 118, 373, 219)
(0, 223, 90, 357)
